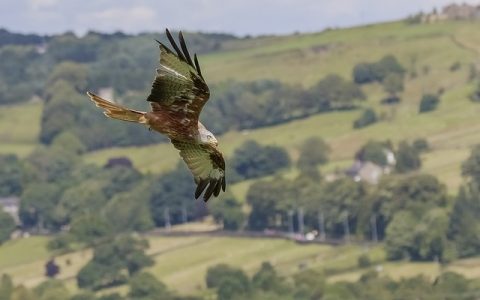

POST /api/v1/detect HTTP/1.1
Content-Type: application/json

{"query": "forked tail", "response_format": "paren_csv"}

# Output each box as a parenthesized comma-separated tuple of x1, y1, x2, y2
(86, 92, 147, 124)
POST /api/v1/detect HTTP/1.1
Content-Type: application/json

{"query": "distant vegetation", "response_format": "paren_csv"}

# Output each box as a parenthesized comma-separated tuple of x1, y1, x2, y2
(2, 17, 480, 298)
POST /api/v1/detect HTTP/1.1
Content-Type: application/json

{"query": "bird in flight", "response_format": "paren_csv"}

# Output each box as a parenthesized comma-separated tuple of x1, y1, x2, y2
(87, 29, 225, 202)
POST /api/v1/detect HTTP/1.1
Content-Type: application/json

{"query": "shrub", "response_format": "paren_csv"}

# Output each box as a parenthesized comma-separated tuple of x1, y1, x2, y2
(419, 94, 440, 113)
(353, 108, 378, 129)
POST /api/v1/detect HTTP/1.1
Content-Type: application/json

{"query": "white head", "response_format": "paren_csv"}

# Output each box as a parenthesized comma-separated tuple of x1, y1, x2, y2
(199, 127, 218, 146)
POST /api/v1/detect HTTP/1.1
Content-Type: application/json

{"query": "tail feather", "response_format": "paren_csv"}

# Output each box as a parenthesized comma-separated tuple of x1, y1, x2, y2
(87, 92, 147, 124)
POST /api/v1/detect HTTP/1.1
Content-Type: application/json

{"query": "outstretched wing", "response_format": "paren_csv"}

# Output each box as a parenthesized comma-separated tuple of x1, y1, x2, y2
(148, 29, 209, 123)
(171, 139, 226, 202)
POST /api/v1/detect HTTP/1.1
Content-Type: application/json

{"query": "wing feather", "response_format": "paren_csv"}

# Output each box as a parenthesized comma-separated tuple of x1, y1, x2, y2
(171, 139, 226, 202)
(148, 29, 209, 123)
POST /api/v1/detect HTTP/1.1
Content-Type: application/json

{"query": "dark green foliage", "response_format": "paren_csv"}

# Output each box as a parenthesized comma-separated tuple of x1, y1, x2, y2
(0, 45, 41, 104)
(355, 140, 389, 166)
(209, 194, 245, 230)
(450, 61, 461, 72)
(357, 254, 371, 268)
(419, 94, 440, 113)
(69, 215, 113, 245)
(470, 82, 480, 102)
(309, 74, 365, 110)
(0, 274, 14, 300)
(0, 211, 15, 244)
(19, 182, 63, 230)
(353, 55, 405, 84)
(315, 178, 368, 237)
(252, 262, 284, 292)
(77, 235, 153, 290)
(412, 138, 430, 153)
(246, 178, 295, 231)
(0, 154, 23, 196)
(34, 280, 70, 300)
(231, 140, 291, 181)
(149, 164, 197, 227)
(206, 264, 251, 300)
(383, 73, 404, 96)
(462, 145, 480, 186)
(448, 184, 480, 258)
(128, 272, 172, 300)
(395, 140, 421, 173)
(70, 292, 97, 300)
(353, 108, 378, 129)
(0, 29, 46, 46)
(206, 264, 250, 289)
(293, 269, 326, 300)
(297, 137, 330, 170)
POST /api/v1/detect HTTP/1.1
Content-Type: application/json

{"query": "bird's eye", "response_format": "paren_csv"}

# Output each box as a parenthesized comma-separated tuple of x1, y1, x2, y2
(207, 135, 212, 140)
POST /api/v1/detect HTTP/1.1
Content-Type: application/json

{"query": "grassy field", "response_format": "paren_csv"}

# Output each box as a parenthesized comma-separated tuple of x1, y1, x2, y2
(0, 101, 42, 157)
(3, 235, 480, 296)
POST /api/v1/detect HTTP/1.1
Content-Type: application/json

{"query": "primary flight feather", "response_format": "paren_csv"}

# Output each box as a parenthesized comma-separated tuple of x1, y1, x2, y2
(87, 29, 225, 202)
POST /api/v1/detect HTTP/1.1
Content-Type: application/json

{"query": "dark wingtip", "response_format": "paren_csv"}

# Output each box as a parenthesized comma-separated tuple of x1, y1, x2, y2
(203, 179, 216, 202)
(195, 179, 209, 199)
(165, 28, 186, 61)
(194, 53, 204, 79)
(222, 177, 226, 192)
(178, 31, 194, 67)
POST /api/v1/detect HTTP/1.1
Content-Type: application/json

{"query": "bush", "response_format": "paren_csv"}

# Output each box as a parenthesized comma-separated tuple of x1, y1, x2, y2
(470, 82, 480, 102)
(353, 108, 378, 129)
(412, 138, 430, 153)
(419, 94, 440, 113)
(353, 55, 405, 84)
(357, 254, 372, 268)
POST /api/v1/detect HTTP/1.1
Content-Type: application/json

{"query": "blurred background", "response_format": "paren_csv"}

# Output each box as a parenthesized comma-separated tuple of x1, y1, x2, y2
(1, 0, 480, 299)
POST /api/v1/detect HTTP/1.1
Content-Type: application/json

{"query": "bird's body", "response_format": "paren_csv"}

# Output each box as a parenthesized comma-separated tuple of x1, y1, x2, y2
(87, 29, 225, 201)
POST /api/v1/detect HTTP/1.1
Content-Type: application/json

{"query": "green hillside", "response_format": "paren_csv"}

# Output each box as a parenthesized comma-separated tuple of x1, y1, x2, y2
(2, 21, 480, 196)
(4, 235, 480, 297)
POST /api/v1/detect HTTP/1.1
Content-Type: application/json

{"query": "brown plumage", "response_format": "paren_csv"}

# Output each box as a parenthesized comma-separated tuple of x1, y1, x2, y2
(87, 29, 225, 202)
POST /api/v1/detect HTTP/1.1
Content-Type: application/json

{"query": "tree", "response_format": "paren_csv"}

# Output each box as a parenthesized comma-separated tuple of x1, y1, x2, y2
(19, 183, 63, 230)
(462, 145, 480, 186)
(385, 210, 417, 260)
(293, 269, 326, 300)
(69, 214, 113, 245)
(448, 184, 480, 258)
(412, 138, 429, 153)
(353, 108, 378, 129)
(77, 235, 153, 290)
(353, 55, 404, 84)
(355, 141, 389, 166)
(395, 141, 421, 173)
(231, 140, 291, 181)
(470, 82, 480, 102)
(252, 262, 284, 292)
(0, 154, 23, 196)
(149, 164, 198, 227)
(209, 194, 245, 230)
(206, 264, 250, 300)
(128, 272, 172, 300)
(45, 258, 60, 278)
(383, 73, 404, 97)
(419, 94, 440, 113)
(246, 178, 295, 231)
(0, 274, 14, 300)
(0, 211, 15, 244)
(309, 74, 365, 110)
(34, 280, 70, 300)
(297, 137, 330, 170)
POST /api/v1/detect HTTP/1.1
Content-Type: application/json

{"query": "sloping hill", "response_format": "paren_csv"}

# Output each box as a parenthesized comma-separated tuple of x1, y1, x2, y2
(2, 20, 480, 195)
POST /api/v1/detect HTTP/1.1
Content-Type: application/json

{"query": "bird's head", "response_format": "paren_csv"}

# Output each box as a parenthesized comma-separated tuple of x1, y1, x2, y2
(199, 128, 218, 146)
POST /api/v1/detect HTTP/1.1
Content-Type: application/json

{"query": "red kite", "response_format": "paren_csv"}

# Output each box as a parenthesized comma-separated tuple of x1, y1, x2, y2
(87, 29, 225, 202)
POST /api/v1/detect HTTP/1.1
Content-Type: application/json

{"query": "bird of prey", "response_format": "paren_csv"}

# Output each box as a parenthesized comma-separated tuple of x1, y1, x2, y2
(87, 29, 225, 202)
